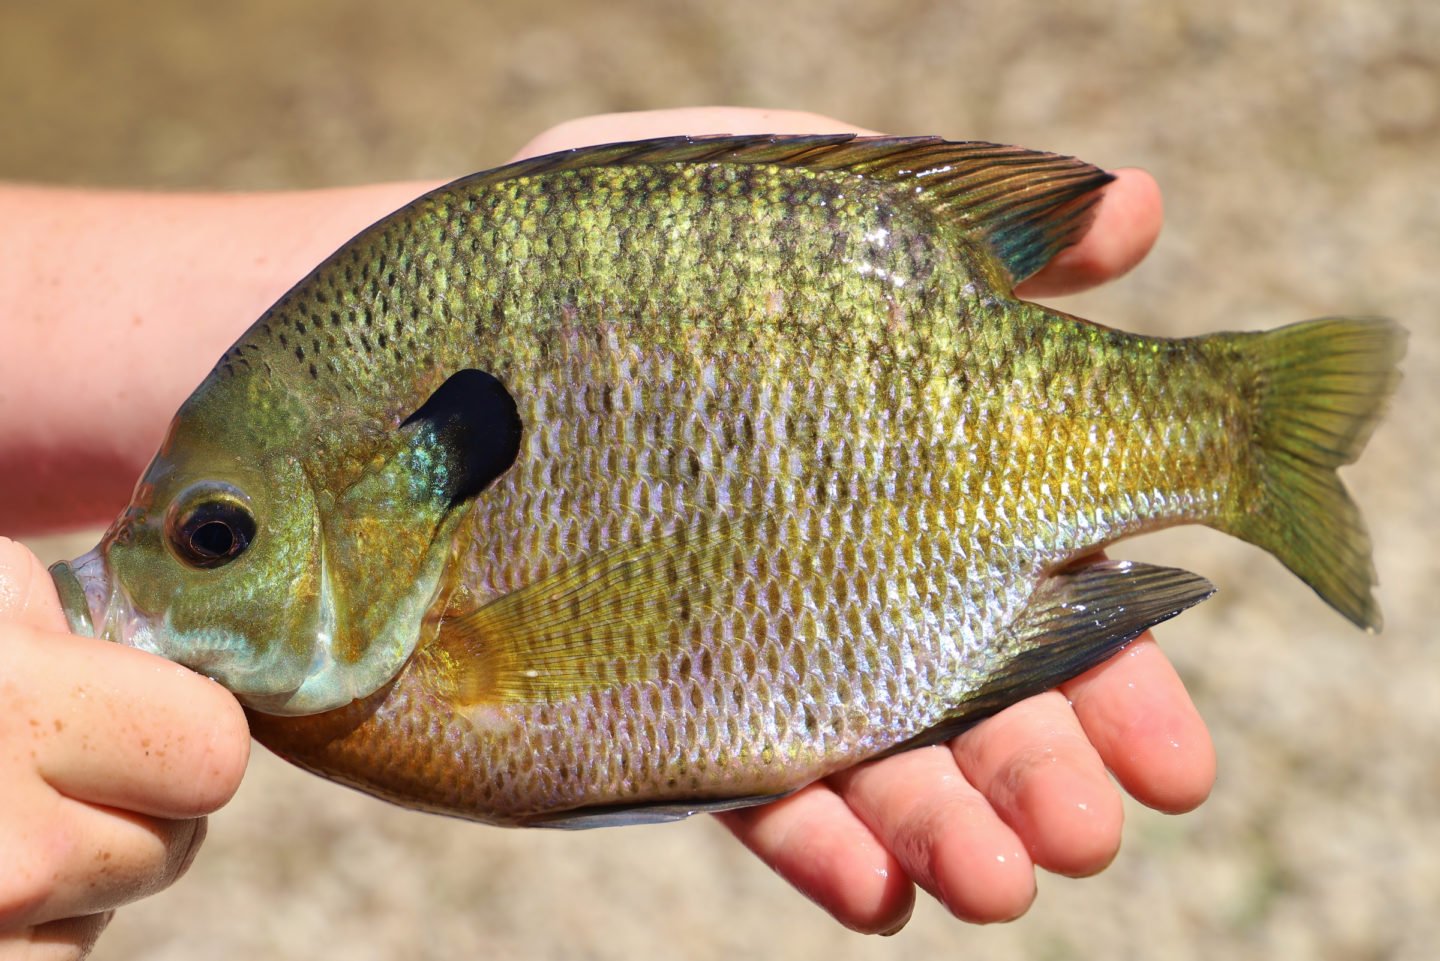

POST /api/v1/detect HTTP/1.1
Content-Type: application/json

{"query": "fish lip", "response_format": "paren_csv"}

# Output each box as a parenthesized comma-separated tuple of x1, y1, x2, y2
(48, 549, 142, 648)
(49, 551, 107, 638)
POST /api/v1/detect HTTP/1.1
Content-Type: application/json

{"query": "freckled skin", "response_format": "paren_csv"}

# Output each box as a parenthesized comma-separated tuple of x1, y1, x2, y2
(66, 137, 1400, 825)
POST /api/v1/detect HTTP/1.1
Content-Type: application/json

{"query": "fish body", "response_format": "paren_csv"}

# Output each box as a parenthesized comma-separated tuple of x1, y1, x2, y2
(50, 136, 1403, 826)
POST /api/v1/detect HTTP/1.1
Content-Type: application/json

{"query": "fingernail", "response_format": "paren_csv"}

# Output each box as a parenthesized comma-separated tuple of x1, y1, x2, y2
(878, 907, 913, 936)
(872, 894, 914, 937)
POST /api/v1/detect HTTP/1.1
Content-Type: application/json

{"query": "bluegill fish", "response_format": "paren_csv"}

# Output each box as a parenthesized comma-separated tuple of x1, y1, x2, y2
(50, 136, 1403, 826)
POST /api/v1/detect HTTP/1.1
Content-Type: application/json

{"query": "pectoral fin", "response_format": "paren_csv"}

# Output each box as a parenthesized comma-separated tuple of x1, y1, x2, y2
(884, 560, 1215, 755)
(437, 517, 761, 705)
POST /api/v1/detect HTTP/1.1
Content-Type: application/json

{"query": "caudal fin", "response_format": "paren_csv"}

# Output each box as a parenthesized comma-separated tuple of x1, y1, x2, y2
(1224, 317, 1405, 630)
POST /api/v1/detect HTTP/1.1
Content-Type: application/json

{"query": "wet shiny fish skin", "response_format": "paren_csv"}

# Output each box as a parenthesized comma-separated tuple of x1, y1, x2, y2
(51, 136, 1402, 826)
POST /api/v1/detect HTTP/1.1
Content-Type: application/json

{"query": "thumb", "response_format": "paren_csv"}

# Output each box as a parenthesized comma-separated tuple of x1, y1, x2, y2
(0, 536, 70, 631)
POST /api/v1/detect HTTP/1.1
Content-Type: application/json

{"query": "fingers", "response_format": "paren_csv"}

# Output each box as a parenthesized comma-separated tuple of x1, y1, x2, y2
(0, 543, 249, 819)
(949, 692, 1123, 877)
(828, 746, 1037, 924)
(1014, 168, 1163, 299)
(0, 626, 242, 936)
(3, 625, 250, 819)
(509, 107, 879, 160)
(2, 912, 113, 961)
(1062, 636, 1216, 813)
(0, 792, 204, 928)
(809, 652, 1196, 929)
(730, 645, 1206, 933)
(0, 540, 247, 952)
(717, 783, 914, 934)
(0, 536, 68, 631)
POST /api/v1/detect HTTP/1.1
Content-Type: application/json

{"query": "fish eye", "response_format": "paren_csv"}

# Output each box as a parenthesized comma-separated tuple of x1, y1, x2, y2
(165, 483, 257, 569)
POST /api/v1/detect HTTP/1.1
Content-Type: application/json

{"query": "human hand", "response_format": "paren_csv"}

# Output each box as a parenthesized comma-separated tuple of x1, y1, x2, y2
(0, 539, 250, 960)
(512, 108, 1210, 933)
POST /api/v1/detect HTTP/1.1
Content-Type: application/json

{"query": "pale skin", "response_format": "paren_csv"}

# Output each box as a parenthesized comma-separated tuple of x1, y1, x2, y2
(0, 107, 1213, 954)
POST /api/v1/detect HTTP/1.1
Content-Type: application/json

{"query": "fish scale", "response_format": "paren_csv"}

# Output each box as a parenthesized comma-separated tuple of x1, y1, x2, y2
(336, 302, 1226, 817)
(50, 135, 1402, 826)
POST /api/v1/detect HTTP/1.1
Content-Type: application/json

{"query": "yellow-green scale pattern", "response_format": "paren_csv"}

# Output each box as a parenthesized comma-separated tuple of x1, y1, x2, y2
(235, 160, 1247, 821)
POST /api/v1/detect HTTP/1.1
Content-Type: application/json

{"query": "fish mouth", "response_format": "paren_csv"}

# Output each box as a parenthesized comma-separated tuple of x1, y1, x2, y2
(49, 549, 133, 644)
(48, 549, 306, 708)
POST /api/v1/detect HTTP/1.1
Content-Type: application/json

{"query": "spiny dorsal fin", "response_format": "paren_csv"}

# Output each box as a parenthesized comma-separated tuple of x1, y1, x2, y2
(436, 515, 768, 705)
(445, 134, 1115, 288)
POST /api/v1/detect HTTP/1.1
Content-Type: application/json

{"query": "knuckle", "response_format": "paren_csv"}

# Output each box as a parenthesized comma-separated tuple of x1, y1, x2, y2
(63, 910, 117, 959)
(88, 817, 203, 908)
(889, 794, 984, 884)
(0, 825, 65, 928)
(877, 790, 1040, 924)
(174, 683, 251, 815)
(993, 744, 1063, 801)
(168, 817, 208, 885)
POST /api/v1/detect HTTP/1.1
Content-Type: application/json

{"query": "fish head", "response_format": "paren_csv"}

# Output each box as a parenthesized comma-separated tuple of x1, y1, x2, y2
(49, 403, 339, 713)
(50, 366, 525, 717)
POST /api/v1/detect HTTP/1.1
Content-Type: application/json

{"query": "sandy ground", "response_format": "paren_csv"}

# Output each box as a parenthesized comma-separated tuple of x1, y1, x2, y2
(4, 1, 1437, 958)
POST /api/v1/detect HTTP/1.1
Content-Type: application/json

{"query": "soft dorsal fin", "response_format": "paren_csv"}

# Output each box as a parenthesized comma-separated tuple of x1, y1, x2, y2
(446, 134, 1115, 287)
(436, 516, 760, 706)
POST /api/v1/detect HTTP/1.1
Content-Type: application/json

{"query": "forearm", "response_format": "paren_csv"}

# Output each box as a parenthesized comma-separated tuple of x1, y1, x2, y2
(0, 180, 441, 534)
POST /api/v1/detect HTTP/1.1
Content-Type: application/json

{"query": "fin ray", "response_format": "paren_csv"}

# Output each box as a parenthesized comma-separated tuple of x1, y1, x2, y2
(880, 560, 1215, 755)
(1218, 316, 1404, 630)
(443, 134, 1115, 287)
(438, 516, 763, 705)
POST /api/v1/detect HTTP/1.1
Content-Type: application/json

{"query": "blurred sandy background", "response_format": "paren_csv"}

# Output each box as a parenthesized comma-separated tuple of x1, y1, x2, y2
(4, 0, 1437, 958)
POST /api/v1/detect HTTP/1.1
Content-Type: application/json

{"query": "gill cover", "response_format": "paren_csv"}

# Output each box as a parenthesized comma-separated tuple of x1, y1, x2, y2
(53, 368, 522, 716)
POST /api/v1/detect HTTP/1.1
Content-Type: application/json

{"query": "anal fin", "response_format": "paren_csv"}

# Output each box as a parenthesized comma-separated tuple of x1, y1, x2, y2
(883, 560, 1214, 756)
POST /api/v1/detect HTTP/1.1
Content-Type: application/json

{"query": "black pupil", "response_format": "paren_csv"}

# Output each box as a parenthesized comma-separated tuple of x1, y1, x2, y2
(177, 500, 255, 567)
(189, 519, 237, 558)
